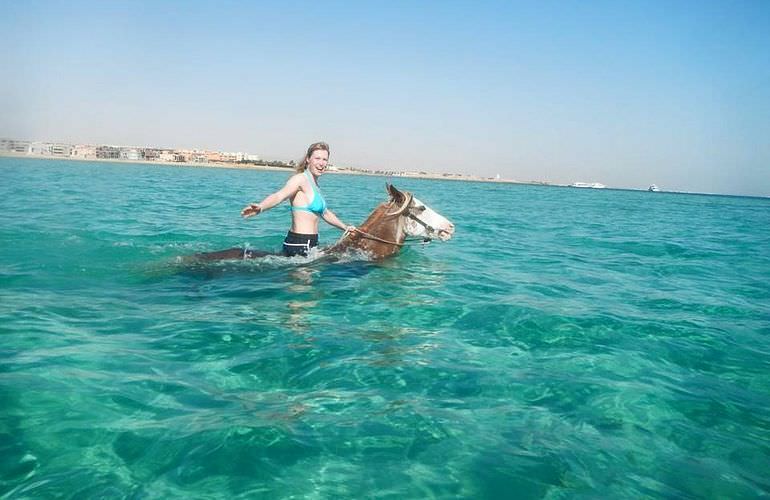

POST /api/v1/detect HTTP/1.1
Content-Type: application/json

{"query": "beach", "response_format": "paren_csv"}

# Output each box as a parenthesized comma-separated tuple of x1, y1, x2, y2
(0, 151, 540, 186)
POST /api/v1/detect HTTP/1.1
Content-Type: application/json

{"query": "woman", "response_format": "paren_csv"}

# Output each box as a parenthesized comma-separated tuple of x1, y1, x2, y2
(241, 142, 355, 256)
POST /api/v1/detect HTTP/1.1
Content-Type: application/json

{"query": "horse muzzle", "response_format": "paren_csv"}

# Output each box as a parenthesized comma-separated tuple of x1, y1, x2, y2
(436, 223, 455, 241)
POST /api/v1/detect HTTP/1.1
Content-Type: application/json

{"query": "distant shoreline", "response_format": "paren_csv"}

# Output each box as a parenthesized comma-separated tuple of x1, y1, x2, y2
(5, 153, 766, 198)
(0, 151, 544, 186)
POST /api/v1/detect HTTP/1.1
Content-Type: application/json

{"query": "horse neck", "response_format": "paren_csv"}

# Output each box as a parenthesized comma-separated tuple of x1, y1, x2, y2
(359, 203, 405, 243)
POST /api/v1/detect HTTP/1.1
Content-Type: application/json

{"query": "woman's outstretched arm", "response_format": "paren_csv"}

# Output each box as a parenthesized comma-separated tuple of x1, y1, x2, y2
(241, 175, 302, 218)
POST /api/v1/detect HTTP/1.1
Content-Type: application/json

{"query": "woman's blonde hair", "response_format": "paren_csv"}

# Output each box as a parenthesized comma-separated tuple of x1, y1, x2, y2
(295, 142, 330, 172)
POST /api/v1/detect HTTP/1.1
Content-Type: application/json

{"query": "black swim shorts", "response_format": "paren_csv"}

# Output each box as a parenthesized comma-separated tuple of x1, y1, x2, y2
(282, 231, 319, 257)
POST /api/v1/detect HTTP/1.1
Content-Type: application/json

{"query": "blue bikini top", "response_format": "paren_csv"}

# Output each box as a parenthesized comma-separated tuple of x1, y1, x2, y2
(291, 170, 327, 216)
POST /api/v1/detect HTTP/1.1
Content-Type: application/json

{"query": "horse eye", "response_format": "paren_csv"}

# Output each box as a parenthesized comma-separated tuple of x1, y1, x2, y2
(415, 205, 426, 213)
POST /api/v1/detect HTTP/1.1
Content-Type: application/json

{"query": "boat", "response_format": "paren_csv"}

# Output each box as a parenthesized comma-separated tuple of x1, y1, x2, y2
(648, 184, 660, 192)
(570, 182, 606, 189)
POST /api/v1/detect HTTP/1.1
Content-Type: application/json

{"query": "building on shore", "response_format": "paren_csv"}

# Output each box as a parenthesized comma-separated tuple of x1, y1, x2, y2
(1, 137, 272, 169)
(30, 142, 49, 155)
(205, 151, 225, 163)
(142, 148, 161, 161)
(1, 139, 31, 154)
(50, 144, 72, 156)
(156, 151, 175, 162)
(96, 146, 121, 159)
(119, 148, 143, 161)
(23, 142, 72, 156)
(1, 139, 67, 156)
(71, 145, 97, 159)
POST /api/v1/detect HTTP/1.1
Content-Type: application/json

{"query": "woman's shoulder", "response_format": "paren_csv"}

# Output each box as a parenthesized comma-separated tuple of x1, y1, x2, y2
(286, 171, 307, 184)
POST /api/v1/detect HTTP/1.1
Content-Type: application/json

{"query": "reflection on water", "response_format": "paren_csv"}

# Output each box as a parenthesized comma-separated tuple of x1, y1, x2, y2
(286, 266, 320, 345)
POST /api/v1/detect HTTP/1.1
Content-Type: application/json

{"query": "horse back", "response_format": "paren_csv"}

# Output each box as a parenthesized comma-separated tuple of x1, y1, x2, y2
(190, 247, 274, 261)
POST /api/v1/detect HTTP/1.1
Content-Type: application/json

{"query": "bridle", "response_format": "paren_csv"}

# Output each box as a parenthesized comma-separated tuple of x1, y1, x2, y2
(352, 195, 437, 247)
(406, 211, 439, 238)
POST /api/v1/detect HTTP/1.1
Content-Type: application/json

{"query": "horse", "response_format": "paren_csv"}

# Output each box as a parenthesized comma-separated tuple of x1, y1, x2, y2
(191, 184, 454, 262)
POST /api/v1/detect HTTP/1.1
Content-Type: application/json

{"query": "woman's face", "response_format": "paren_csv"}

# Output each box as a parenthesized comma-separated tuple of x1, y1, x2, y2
(307, 149, 329, 176)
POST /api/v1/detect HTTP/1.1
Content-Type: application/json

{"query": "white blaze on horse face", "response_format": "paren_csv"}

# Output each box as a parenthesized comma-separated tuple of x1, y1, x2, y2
(405, 196, 455, 241)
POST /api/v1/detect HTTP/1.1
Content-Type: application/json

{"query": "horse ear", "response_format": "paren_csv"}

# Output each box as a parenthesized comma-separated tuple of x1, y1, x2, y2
(385, 192, 413, 216)
(387, 184, 405, 203)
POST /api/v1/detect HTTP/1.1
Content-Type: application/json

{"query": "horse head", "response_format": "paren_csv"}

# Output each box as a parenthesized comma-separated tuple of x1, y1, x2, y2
(384, 184, 454, 242)
(327, 184, 454, 259)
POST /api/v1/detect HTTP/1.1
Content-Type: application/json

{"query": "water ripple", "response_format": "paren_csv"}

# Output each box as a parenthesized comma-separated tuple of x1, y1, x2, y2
(2, 158, 769, 497)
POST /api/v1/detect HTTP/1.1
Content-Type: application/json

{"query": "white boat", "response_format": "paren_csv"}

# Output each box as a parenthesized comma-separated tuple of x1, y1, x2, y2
(648, 184, 660, 192)
(570, 182, 606, 189)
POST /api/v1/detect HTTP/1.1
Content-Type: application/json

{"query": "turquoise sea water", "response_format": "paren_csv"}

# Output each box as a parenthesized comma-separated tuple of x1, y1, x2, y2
(1, 157, 769, 498)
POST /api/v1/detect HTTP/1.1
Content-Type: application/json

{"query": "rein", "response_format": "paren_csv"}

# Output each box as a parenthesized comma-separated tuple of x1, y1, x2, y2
(351, 228, 404, 247)
(352, 229, 431, 247)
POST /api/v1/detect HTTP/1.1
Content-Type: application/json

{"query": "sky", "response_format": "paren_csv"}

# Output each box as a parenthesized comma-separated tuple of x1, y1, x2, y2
(2, 0, 769, 196)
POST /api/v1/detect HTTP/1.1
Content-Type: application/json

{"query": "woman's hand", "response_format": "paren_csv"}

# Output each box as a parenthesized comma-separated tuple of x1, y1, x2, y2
(344, 225, 357, 234)
(241, 203, 262, 218)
